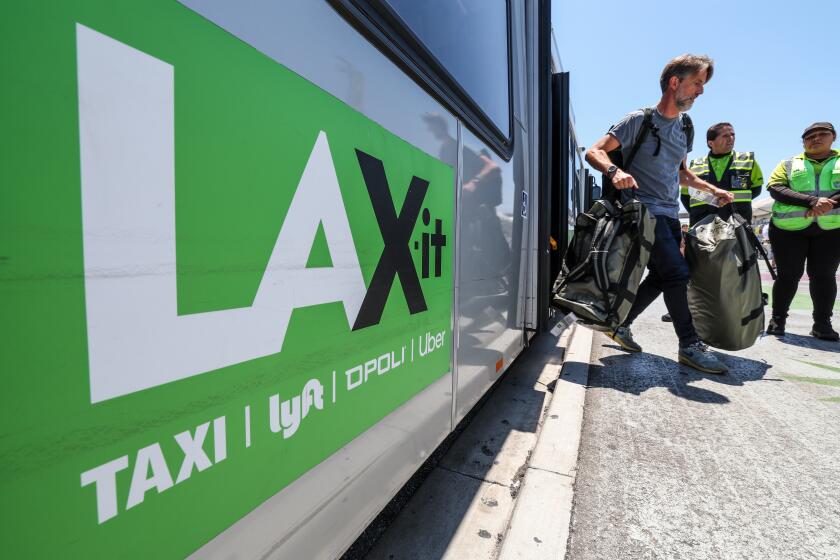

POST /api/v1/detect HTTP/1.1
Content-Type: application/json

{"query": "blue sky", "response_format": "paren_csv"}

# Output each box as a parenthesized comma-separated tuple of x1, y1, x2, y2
(551, 0, 840, 199)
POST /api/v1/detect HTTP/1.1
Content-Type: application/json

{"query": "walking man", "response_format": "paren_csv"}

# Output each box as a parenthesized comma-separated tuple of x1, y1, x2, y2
(681, 123, 763, 225)
(585, 54, 735, 374)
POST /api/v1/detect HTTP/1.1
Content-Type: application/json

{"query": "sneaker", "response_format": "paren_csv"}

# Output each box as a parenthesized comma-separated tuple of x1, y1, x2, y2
(609, 326, 642, 352)
(661, 313, 672, 322)
(766, 317, 785, 336)
(811, 322, 839, 341)
(678, 341, 728, 374)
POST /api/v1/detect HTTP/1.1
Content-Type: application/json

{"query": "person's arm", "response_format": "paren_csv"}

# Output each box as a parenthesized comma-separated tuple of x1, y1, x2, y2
(766, 160, 817, 207)
(766, 183, 836, 217)
(463, 154, 500, 192)
(767, 183, 819, 206)
(678, 159, 735, 205)
(585, 134, 638, 190)
(765, 159, 837, 216)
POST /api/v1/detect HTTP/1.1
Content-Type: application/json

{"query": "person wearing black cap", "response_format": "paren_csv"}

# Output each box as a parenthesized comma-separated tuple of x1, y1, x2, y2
(765, 122, 840, 341)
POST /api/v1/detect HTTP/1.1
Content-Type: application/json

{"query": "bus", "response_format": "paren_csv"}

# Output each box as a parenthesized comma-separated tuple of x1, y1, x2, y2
(0, 1, 589, 557)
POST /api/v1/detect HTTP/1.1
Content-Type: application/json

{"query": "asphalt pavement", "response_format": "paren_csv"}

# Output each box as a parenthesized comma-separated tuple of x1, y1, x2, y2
(568, 269, 840, 560)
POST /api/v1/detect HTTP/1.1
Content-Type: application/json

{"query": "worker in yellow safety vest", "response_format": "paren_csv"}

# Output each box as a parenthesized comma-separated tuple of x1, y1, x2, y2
(680, 122, 763, 226)
(765, 122, 840, 341)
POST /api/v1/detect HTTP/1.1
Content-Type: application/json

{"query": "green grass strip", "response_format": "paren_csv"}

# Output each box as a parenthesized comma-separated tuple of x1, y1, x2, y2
(783, 375, 840, 388)
(793, 359, 840, 374)
(821, 397, 840, 403)
(762, 284, 840, 311)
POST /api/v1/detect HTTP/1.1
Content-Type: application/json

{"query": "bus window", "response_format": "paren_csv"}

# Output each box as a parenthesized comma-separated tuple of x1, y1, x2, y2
(329, 0, 513, 159)
(384, 0, 511, 139)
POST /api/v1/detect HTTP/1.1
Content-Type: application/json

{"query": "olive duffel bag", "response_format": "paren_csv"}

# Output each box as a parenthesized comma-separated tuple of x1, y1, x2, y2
(685, 214, 773, 351)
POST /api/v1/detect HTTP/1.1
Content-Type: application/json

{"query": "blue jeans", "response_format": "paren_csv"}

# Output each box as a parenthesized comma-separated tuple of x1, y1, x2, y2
(623, 215, 699, 347)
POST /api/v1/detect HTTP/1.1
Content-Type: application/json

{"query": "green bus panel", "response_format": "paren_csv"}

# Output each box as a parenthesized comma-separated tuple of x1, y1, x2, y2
(0, 1, 453, 557)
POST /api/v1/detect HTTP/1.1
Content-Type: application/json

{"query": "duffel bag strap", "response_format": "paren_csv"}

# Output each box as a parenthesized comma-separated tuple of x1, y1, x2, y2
(743, 223, 777, 280)
(551, 263, 572, 297)
(604, 211, 650, 322)
(608, 282, 637, 308)
(554, 216, 609, 291)
(605, 243, 641, 323)
(741, 304, 765, 326)
(592, 218, 619, 293)
(737, 252, 758, 276)
(558, 261, 586, 289)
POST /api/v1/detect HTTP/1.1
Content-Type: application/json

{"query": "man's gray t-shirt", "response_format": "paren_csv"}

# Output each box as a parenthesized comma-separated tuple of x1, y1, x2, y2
(608, 108, 692, 219)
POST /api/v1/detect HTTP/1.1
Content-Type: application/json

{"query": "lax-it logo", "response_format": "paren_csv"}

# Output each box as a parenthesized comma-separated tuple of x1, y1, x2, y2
(417, 209, 447, 279)
(77, 25, 447, 403)
(352, 149, 447, 330)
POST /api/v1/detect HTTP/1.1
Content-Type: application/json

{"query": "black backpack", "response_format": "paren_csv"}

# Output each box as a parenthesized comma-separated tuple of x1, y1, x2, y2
(601, 108, 694, 202)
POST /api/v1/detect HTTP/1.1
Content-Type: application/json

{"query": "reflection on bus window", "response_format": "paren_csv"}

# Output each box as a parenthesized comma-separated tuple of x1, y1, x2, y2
(424, 114, 510, 291)
(386, 0, 510, 137)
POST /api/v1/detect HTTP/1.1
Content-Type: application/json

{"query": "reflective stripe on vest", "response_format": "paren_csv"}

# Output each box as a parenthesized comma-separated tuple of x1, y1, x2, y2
(689, 160, 710, 175)
(780, 189, 840, 197)
(687, 152, 755, 207)
(730, 151, 755, 171)
(688, 189, 752, 207)
(687, 157, 712, 207)
(771, 154, 840, 231)
(773, 208, 840, 220)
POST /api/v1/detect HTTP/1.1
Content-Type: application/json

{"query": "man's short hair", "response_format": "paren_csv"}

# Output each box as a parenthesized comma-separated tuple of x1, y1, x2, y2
(659, 54, 714, 93)
(707, 122, 733, 142)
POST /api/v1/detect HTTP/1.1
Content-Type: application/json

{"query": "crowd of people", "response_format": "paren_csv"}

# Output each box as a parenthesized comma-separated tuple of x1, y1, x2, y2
(583, 54, 839, 375)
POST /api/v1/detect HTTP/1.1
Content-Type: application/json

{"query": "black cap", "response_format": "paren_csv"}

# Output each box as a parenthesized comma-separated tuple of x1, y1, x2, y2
(801, 122, 836, 139)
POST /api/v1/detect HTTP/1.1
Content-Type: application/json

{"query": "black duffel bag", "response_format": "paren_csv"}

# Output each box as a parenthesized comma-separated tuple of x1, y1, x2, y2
(552, 198, 655, 331)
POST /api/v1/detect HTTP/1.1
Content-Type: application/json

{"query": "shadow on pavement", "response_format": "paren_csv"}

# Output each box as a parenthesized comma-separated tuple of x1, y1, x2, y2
(768, 332, 840, 353)
(587, 345, 771, 404)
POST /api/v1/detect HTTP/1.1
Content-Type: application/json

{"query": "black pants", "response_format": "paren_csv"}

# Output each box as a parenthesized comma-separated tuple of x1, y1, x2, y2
(624, 216, 698, 346)
(769, 223, 840, 323)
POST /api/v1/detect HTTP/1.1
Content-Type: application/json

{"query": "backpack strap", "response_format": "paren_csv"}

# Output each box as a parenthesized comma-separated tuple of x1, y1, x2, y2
(623, 107, 655, 172)
(602, 109, 655, 202)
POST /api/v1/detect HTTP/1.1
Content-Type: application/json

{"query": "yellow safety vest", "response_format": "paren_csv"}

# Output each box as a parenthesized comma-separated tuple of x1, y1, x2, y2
(771, 154, 840, 231)
(682, 151, 755, 207)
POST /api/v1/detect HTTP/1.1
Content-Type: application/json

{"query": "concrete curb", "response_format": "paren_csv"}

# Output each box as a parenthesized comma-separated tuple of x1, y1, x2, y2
(497, 324, 593, 560)
(358, 325, 592, 560)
